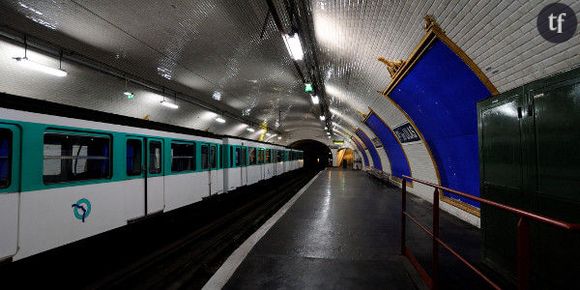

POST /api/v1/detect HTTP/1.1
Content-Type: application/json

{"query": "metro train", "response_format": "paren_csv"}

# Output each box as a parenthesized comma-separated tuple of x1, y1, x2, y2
(0, 93, 303, 262)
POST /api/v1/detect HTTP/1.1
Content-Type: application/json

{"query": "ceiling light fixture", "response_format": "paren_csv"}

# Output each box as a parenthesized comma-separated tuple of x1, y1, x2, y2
(160, 90, 179, 109)
(13, 38, 68, 77)
(283, 33, 304, 61)
(123, 91, 135, 99)
(277, 136, 282, 140)
(212, 91, 222, 101)
(14, 57, 68, 77)
(123, 79, 134, 99)
(160, 99, 178, 109)
(215, 117, 226, 123)
(320, 115, 326, 121)
(311, 95, 319, 105)
(246, 127, 255, 132)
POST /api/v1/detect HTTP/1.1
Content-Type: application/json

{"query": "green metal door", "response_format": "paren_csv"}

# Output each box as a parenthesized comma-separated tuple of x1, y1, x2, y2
(479, 89, 525, 279)
(526, 74, 580, 288)
(479, 67, 580, 288)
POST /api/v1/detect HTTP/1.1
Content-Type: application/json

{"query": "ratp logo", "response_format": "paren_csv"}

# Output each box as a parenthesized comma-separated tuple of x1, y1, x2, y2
(537, 3, 577, 43)
(72, 198, 91, 223)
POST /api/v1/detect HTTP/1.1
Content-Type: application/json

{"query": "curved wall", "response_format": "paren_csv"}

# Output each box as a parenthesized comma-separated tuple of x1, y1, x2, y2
(364, 112, 411, 179)
(388, 39, 493, 207)
(355, 129, 382, 170)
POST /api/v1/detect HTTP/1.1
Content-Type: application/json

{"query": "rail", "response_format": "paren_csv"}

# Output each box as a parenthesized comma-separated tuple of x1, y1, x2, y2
(401, 175, 580, 290)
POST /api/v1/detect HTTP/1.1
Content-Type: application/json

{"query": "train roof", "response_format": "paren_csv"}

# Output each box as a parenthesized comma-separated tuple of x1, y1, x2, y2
(0, 92, 297, 150)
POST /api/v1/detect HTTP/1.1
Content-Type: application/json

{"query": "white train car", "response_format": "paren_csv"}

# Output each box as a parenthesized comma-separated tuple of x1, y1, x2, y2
(0, 93, 304, 263)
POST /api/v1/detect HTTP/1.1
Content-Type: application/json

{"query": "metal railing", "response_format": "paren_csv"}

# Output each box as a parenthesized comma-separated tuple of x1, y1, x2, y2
(401, 175, 580, 290)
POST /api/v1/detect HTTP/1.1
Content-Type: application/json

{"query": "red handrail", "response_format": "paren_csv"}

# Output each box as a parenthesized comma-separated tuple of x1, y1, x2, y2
(400, 175, 580, 290)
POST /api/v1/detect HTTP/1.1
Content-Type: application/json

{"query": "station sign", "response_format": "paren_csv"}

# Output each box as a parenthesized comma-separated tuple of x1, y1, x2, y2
(393, 123, 421, 143)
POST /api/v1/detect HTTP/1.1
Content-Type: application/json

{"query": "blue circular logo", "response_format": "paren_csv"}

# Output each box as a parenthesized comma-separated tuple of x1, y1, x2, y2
(72, 198, 91, 223)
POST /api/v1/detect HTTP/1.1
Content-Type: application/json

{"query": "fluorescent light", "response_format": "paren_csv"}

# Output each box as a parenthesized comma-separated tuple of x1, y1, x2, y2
(14, 57, 67, 77)
(277, 136, 282, 140)
(212, 91, 222, 101)
(124, 91, 135, 99)
(283, 33, 304, 61)
(320, 115, 326, 121)
(270, 134, 277, 137)
(215, 117, 226, 123)
(246, 127, 255, 132)
(266, 132, 272, 137)
(311, 95, 319, 105)
(324, 126, 328, 130)
(160, 99, 179, 109)
(326, 132, 330, 135)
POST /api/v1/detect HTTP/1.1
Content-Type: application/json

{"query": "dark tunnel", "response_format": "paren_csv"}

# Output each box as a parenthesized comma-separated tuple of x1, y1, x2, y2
(289, 139, 331, 170)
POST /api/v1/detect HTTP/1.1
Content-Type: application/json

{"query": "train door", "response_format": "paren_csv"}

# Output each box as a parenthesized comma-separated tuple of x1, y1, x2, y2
(259, 149, 265, 180)
(0, 124, 20, 261)
(201, 144, 211, 196)
(241, 146, 247, 186)
(208, 144, 219, 195)
(146, 139, 164, 214)
(272, 150, 278, 176)
(126, 137, 145, 219)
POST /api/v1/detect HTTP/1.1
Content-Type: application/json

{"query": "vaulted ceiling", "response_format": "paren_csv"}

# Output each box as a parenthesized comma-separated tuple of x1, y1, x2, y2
(0, 0, 578, 148)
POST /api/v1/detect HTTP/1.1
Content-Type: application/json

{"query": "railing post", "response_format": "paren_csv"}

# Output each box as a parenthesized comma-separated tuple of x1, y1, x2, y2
(517, 217, 531, 290)
(432, 188, 440, 290)
(401, 178, 407, 255)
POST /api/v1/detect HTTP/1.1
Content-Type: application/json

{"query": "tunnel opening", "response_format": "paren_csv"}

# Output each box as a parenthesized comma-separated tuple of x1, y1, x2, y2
(336, 148, 354, 169)
(289, 139, 331, 170)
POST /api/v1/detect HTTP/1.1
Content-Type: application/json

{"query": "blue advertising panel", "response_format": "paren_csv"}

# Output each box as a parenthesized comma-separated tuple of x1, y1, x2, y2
(365, 113, 411, 178)
(388, 39, 492, 207)
(351, 137, 369, 167)
(355, 129, 382, 171)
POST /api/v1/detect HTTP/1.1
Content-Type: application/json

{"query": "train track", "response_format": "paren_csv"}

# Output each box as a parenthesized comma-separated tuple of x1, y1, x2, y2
(85, 169, 317, 290)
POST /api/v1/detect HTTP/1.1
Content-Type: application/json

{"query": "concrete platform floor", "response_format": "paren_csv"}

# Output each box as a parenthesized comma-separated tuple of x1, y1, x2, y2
(223, 168, 485, 290)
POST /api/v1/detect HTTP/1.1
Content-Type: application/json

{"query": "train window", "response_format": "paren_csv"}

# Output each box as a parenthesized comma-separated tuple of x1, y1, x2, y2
(149, 141, 162, 174)
(276, 150, 282, 162)
(210, 145, 217, 168)
(242, 147, 247, 166)
(235, 147, 242, 166)
(249, 148, 256, 165)
(126, 139, 142, 176)
(0, 129, 11, 188)
(258, 149, 264, 164)
(43, 132, 111, 184)
(265, 149, 271, 163)
(201, 145, 209, 169)
(171, 142, 195, 172)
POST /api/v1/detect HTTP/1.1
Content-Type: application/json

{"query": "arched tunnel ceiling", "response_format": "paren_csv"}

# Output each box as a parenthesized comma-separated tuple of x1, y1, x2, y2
(0, 0, 578, 149)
